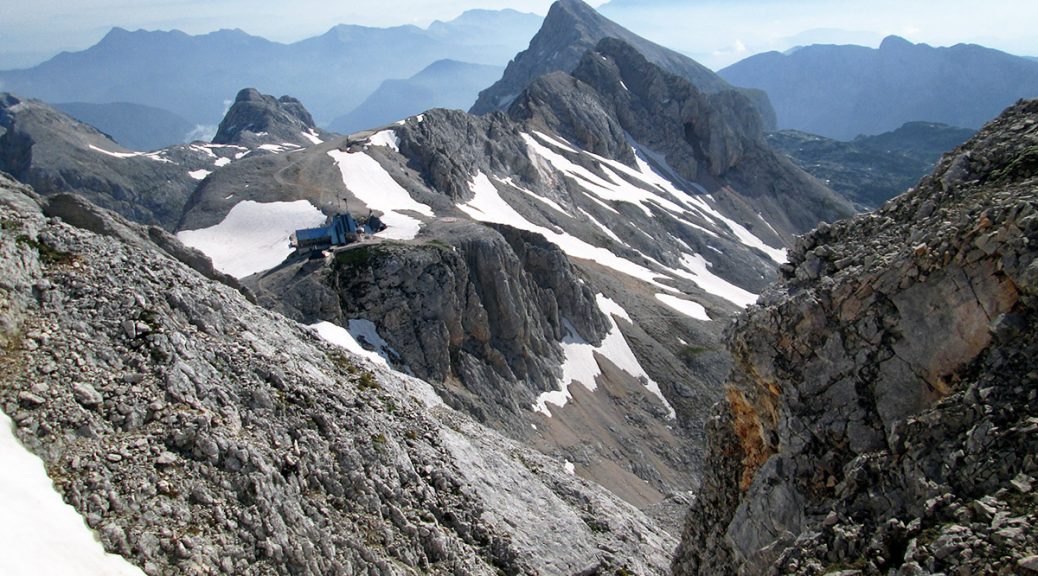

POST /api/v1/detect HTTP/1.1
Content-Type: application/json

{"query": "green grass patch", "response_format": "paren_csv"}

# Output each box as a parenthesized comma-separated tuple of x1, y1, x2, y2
(16, 234, 75, 266)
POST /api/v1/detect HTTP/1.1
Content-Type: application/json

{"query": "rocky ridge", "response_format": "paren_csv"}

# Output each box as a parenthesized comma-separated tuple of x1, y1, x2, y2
(673, 100, 1038, 575)
(0, 173, 676, 575)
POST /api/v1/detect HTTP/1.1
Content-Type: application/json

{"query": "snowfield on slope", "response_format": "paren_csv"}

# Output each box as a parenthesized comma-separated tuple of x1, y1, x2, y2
(533, 295, 675, 419)
(176, 200, 326, 278)
(1, 412, 145, 576)
(328, 150, 433, 240)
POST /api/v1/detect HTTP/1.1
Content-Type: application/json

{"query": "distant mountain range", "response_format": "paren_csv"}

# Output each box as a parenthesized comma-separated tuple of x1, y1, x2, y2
(720, 35, 1038, 139)
(0, 9, 541, 131)
(328, 60, 504, 134)
(768, 121, 975, 210)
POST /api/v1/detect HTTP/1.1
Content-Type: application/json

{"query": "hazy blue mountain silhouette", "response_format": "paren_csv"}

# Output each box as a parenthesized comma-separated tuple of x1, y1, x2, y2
(719, 36, 1038, 139)
(329, 60, 504, 134)
(0, 10, 542, 130)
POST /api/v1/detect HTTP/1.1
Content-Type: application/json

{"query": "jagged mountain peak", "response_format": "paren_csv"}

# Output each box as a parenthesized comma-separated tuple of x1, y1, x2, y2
(469, 0, 756, 119)
(211, 87, 326, 148)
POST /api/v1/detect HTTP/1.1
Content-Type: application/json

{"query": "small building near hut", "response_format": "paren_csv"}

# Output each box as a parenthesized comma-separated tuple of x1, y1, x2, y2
(291, 213, 385, 254)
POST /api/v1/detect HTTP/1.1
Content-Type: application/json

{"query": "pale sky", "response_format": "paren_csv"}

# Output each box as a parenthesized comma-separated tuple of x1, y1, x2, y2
(0, 0, 1035, 70)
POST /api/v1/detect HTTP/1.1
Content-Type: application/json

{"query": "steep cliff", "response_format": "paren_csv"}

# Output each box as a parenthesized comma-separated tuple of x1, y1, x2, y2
(674, 101, 1038, 575)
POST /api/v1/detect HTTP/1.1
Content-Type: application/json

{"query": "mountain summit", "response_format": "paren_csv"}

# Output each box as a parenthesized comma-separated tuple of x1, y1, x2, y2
(470, 0, 775, 129)
(212, 88, 326, 148)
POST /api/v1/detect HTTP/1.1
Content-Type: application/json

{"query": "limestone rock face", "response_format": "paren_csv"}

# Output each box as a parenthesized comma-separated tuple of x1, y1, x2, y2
(510, 38, 852, 239)
(324, 222, 608, 428)
(674, 100, 1038, 575)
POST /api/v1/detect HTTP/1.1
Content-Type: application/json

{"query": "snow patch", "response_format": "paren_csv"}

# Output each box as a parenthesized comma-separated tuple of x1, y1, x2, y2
(311, 321, 388, 367)
(655, 293, 711, 321)
(368, 129, 400, 151)
(88, 144, 141, 159)
(327, 150, 433, 240)
(0, 412, 146, 576)
(214, 157, 231, 167)
(564, 460, 576, 475)
(685, 196, 787, 264)
(500, 177, 568, 216)
(347, 319, 398, 365)
(533, 295, 675, 419)
(88, 145, 169, 163)
(188, 169, 211, 181)
(579, 208, 623, 244)
(176, 200, 326, 278)
(301, 129, 323, 145)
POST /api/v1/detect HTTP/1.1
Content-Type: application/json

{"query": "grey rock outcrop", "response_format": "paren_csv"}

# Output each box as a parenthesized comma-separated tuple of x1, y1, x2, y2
(323, 222, 608, 428)
(674, 100, 1038, 575)
(184, 35, 851, 511)
(0, 173, 676, 574)
(213, 88, 329, 148)
(470, 0, 776, 130)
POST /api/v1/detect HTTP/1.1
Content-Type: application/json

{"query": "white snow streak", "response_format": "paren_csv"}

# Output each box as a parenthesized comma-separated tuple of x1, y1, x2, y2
(188, 169, 211, 180)
(88, 145, 169, 162)
(533, 295, 675, 419)
(655, 293, 711, 321)
(670, 253, 758, 308)
(176, 200, 325, 278)
(347, 319, 398, 365)
(301, 129, 323, 145)
(459, 173, 674, 290)
(0, 412, 146, 576)
(327, 150, 433, 240)
(685, 195, 787, 264)
(214, 157, 231, 167)
(500, 177, 568, 216)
